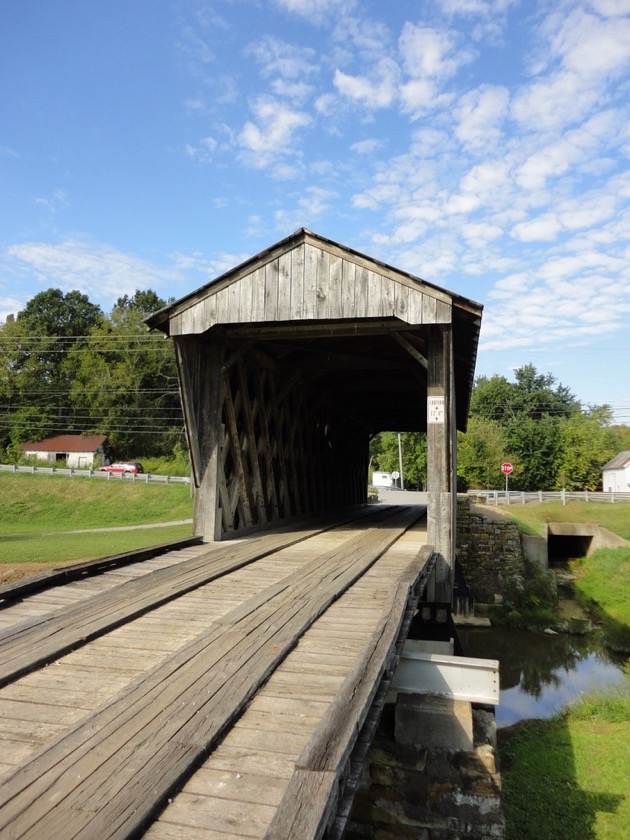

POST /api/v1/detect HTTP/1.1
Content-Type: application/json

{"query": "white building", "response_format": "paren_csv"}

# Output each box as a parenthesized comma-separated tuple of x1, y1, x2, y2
(20, 434, 108, 469)
(602, 451, 630, 492)
(372, 471, 395, 488)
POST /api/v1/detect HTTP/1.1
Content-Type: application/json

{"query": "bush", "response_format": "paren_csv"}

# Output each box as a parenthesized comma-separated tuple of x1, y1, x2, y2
(494, 558, 558, 628)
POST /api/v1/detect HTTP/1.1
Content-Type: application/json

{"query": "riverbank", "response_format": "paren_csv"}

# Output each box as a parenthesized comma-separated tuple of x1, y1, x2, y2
(495, 507, 630, 838)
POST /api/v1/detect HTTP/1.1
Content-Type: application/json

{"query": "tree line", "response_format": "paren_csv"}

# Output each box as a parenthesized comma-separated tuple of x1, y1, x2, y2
(0, 288, 183, 462)
(2, 289, 628, 489)
(371, 364, 630, 492)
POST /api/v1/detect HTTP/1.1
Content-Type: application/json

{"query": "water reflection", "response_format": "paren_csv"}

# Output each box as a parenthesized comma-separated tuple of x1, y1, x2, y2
(457, 624, 627, 728)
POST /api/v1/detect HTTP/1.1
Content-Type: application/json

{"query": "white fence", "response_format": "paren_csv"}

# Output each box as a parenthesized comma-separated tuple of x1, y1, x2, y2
(468, 489, 630, 506)
(0, 464, 190, 485)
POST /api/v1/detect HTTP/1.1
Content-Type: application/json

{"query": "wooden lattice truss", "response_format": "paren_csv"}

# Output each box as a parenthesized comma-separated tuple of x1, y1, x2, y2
(175, 336, 368, 539)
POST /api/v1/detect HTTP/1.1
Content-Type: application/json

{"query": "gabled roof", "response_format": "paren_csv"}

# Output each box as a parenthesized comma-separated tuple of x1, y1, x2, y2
(146, 229, 483, 433)
(602, 451, 630, 470)
(146, 228, 482, 335)
(20, 434, 107, 454)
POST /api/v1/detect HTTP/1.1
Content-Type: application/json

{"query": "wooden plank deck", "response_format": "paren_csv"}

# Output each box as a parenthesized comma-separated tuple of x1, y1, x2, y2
(0, 504, 432, 839)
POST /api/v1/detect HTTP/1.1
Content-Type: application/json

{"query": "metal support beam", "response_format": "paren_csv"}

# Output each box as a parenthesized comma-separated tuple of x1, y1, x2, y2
(391, 648, 500, 705)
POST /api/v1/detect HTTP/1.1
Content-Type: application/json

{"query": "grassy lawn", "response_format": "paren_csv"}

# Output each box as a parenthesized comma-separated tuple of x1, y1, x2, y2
(484, 499, 630, 539)
(0, 472, 194, 580)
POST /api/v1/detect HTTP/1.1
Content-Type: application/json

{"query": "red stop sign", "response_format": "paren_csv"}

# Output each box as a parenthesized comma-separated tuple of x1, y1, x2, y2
(501, 462, 513, 474)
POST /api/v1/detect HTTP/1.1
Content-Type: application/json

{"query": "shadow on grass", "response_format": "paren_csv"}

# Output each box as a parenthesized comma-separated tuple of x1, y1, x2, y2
(499, 714, 624, 840)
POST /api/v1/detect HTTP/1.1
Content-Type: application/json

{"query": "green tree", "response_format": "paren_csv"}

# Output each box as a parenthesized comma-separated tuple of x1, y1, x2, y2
(457, 416, 508, 489)
(0, 290, 104, 452)
(555, 408, 621, 490)
(470, 364, 581, 490)
(370, 432, 427, 488)
(67, 290, 181, 457)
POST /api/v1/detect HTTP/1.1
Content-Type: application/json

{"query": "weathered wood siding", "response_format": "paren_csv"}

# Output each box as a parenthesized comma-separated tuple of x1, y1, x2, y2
(170, 243, 452, 334)
(175, 337, 369, 539)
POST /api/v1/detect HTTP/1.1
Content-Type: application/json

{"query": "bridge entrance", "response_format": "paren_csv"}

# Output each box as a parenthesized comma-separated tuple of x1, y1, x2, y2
(147, 229, 483, 604)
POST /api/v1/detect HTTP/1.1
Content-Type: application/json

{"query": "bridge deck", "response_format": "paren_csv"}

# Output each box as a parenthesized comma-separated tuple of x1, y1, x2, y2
(0, 504, 431, 839)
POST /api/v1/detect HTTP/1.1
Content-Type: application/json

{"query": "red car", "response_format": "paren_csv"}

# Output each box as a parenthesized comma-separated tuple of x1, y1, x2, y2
(98, 461, 144, 474)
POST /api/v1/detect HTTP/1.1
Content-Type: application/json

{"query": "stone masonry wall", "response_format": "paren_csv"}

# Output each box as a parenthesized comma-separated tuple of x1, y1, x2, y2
(346, 703, 504, 840)
(456, 496, 525, 604)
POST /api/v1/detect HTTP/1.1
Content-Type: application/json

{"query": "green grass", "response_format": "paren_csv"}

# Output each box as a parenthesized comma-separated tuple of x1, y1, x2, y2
(500, 704, 630, 840)
(571, 548, 630, 628)
(570, 548, 630, 652)
(493, 500, 630, 540)
(491, 499, 630, 837)
(0, 472, 194, 568)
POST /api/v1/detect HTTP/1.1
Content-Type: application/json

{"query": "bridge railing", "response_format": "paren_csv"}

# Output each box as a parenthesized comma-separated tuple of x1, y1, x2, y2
(0, 463, 190, 484)
(468, 489, 630, 506)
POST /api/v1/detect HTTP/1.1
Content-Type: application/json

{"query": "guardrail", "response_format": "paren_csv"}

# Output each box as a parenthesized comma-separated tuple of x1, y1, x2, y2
(0, 464, 191, 485)
(468, 489, 630, 505)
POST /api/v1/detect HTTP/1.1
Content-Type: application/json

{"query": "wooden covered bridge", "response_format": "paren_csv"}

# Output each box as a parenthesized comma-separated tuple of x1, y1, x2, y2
(0, 230, 484, 838)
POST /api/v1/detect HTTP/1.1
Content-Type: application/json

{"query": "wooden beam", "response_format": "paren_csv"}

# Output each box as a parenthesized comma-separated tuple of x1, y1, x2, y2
(426, 325, 454, 603)
(391, 332, 428, 368)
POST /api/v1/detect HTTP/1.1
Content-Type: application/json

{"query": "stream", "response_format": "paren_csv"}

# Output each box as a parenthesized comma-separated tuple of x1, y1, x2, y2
(457, 620, 628, 728)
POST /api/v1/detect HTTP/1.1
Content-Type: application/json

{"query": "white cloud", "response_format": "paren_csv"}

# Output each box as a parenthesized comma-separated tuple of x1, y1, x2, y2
(238, 96, 312, 168)
(0, 295, 23, 324)
(439, 0, 518, 15)
(4, 241, 181, 311)
(350, 138, 384, 155)
(333, 58, 400, 109)
(272, 0, 356, 24)
(246, 36, 319, 81)
(270, 79, 314, 102)
(455, 85, 509, 150)
(34, 189, 68, 212)
(548, 6, 630, 79)
(511, 214, 563, 242)
(515, 110, 618, 189)
(399, 24, 469, 79)
(185, 136, 218, 164)
(511, 69, 600, 133)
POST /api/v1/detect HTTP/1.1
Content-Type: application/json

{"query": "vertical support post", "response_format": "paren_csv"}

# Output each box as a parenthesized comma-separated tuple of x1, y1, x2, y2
(176, 336, 223, 541)
(426, 325, 454, 603)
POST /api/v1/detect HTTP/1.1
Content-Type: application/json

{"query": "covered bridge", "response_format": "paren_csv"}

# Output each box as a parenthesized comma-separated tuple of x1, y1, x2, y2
(146, 229, 482, 601)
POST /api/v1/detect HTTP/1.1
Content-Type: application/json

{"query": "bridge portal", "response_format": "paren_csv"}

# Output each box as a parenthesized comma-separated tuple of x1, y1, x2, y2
(146, 228, 482, 601)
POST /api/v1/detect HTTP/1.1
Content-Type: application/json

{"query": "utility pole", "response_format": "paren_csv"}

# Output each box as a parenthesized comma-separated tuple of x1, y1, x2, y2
(397, 433, 404, 490)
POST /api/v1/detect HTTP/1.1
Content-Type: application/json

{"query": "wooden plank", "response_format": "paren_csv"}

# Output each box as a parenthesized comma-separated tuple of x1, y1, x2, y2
(314, 246, 330, 320)
(328, 254, 343, 318)
(237, 357, 267, 526)
(149, 791, 277, 837)
(406, 288, 424, 324)
(277, 252, 292, 320)
(251, 266, 266, 322)
(366, 269, 382, 317)
(355, 265, 369, 317)
(0, 507, 391, 687)
(264, 548, 435, 839)
(303, 243, 318, 320)
(0, 508, 420, 839)
(0, 538, 202, 604)
(393, 280, 409, 321)
(290, 243, 305, 320)
(341, 259, 356, 318)
(265, 259, 279, 320)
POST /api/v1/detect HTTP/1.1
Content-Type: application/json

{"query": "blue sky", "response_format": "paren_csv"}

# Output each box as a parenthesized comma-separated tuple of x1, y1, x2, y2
(2, 0, 630, 422)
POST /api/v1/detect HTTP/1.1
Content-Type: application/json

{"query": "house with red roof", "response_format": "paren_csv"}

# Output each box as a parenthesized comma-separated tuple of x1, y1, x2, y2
(19, 434, 108, 470)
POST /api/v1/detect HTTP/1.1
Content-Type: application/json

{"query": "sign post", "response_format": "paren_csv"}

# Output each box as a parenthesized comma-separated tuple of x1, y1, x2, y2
(501, 462, 513, 493)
